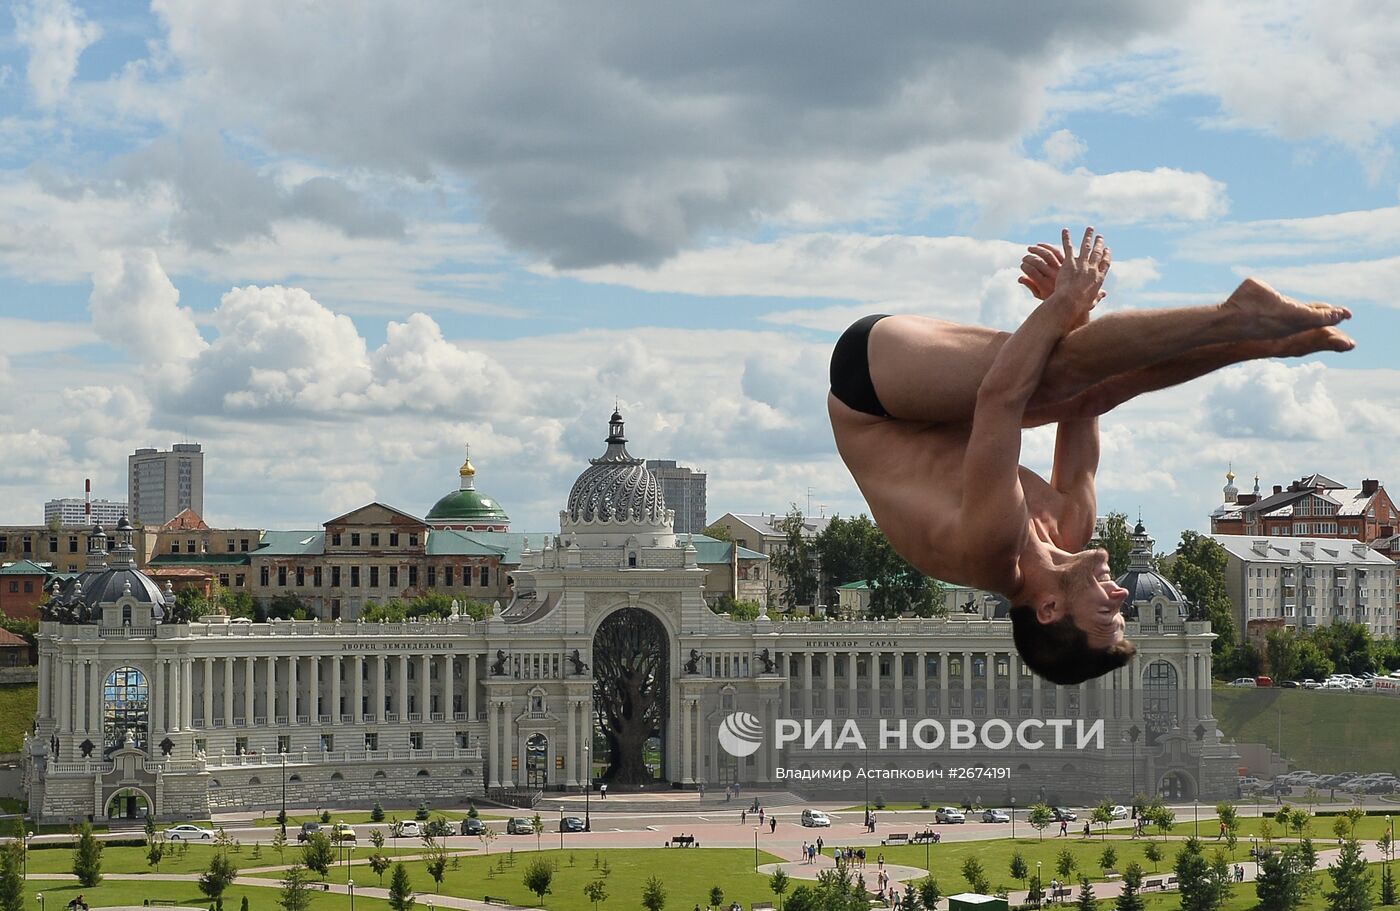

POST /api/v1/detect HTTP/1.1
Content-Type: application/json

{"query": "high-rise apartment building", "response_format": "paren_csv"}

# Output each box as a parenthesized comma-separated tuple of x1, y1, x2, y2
(644, 459, 707, 534)
(43, 498, 128, 527)
(128, 444, 204, 527)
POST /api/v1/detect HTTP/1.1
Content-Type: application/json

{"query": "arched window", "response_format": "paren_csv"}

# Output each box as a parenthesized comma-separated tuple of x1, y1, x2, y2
(416, 769, 430, 777)
(330, 772, 344, 781)
(288, 774, 302, 783)
(103, 666, 149, 752)
(373, 770, 387, 779)
(1143, 660, 1179, 744)
(249, 777, 261, 786)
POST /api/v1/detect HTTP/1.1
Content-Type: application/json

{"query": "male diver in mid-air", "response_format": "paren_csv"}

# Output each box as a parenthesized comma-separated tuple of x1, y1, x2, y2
(829, 227, 1354, 684)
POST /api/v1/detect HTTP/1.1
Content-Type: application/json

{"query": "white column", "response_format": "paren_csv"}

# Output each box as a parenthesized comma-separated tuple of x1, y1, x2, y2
(847, 650, 858, 702)
(203, 657, 214, 727)
(74, 661, 87, 738)
(1010, 654, 1021, 717)
(147, 658, 161, 742)
(487, 701, 500, 788)
(1032, 668, 1043, 716)
(681, 698, 693, 784)
(916, 650, 927, 690)
(985, 650, 996, 705)
(443, 655, 454, 719)
(961, 650, 972, 710)
(939, 651, 950, 700)
(332, 656, 343, 723)
(397, 655, 409, 720)
(37, 651, 50, 718)
(89, 659, 103, 741)
(243, 656, 255, 723)
(309, 656, 321, 721)
(566, 700, 579, 788)
(801, 651, 813, 715)
(267, 655, 277, 720)
(825, 652, 836, 693)
(223, 658, 234, 726)
(869, 651, 880, 711)
(168, 657, 182, 732)
(286, 654, 298, 726)
(893, 651, 904, 693)
(375, 656, 387, 723)
(501, 695, 514, 786)
(182, 658, 194, 731)
(467, 654, 478, 719)
(419, 654, 431, 718)
(1184, 653, 1196, 722)
(352, 656, 364, 722)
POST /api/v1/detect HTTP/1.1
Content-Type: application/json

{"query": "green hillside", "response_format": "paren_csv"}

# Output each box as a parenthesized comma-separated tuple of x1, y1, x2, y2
(0, 683, 36, 753)
(1213, 685, 1400, 774)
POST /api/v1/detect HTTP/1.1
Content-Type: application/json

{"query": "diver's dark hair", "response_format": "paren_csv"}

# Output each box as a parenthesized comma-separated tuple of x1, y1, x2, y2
(1009, 605, 1136, 685)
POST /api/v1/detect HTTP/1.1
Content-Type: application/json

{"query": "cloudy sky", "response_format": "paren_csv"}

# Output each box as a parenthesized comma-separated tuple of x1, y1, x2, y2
(2, 0, 1399, 548)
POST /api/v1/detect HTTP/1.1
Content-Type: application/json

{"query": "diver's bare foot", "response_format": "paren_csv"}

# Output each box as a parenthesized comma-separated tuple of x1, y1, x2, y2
(1270, 325, 1356, 357)
(1222, 278, 1351, 340)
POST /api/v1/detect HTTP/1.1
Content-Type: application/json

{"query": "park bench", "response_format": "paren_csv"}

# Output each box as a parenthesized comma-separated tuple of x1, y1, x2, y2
(1103, 870, 1121, 881)
(145, 901, 178, 907)
(481, 897, 511, 906)
(882, 832, 909, 846)
(752, 903, 776, 911)
(1165, 876, 1179, 889)
(667, 835, 697, 847)
(1052, 887, 1073, 901)
(911, 830, 939, 843)
(1144, 878, 1163, 890)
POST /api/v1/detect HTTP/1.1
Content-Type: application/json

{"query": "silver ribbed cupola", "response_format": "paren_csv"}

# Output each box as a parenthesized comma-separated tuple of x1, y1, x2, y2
(564, 410, 668, 525)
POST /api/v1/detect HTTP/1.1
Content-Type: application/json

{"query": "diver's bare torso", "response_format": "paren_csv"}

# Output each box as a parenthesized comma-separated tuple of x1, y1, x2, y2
(828, 391, 1073, 596)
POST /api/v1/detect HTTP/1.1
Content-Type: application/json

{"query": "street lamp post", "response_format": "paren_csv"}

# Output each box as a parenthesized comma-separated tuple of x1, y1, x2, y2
(560, 809, 564, 850)
(1011, 797, 1017, 840)
(35, 892, 42, 911)
(1036, 861, 1043, 909)
(347, 878, 355, 911)
(863, 745, 870, 829)
(280, 753, 288, 836)
(584, 744, 592, 832)
(23, 831, 32, 881)
(754, 827, 760, 872)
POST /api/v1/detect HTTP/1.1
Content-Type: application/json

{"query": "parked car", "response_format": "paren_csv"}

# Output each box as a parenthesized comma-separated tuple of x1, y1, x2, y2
(1255, 676, 1274, 687)
(165, 824, 215, 841)
(981, 808, 1011, 823)
(559, 816, 587, 833)
(296, 822, 322, 843)
(506, 817, 535, 835)
(934, 807, 966, 824)
(1279, 680, 1300, 688)
(1051, 807, 1078, 822)
(1110, 805, 1129, 820)
(1300, 679, 1320, 689)
(801, 809, 832, 827)
(395, 820, 422, 838)
(1229, 678, 1257, 687)
(461, 817, 485, 836)
(332, 823, 357, 844)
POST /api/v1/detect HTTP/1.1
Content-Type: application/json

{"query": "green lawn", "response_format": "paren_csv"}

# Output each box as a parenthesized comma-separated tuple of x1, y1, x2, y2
(1213, 686, 1400, 774)
(255, 846, 786, 910)
(24, 880, 389, 911)
(0, 683, 36, 753)
(27, 843, 277, 876)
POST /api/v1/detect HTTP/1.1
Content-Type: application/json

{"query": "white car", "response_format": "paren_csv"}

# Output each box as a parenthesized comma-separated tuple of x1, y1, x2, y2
(164, 824, 215, 841)
(801, 809, 832, 827)
(981, 809, 1011, 823)
(1110, 805, 1129, 820)
(934, 807, 966, 824)
(394, 820, 422, 838)
(1229, 678, 1257, 687)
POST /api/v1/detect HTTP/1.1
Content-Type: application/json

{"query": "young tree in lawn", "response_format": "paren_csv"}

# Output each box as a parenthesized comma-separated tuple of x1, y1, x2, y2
(370, 801, 385, 823)
(1092, 802, 1114, 840)
(770, 867, 790, 909)
(271, 828, 288, 864)
(919, 877, 942, 911)
(1377, 829, 1396, 906)
(369, 852, 392, 887)
(584, 879, 609, 911)
(1029, 804, 1053, 842)
(1100, 846, 1118, 876)
(425, 845, 448, 891)
(1143, 843, 1162, 873)
(524, 858, 554, 905)
(1115, 864, 1145, 911)
(146, 836, 165, 873)
(709, 886, 724, 909)
(641, 874, 667, 911)
(278, 865, 315, 911)
(902, 882, 922, 911)
(301, 832, 334, 879)
(1153, 805, 1176, 841)
(1076, 876, 1097, 911)
(532, 813, 544, 851)
(962, 857, 990, 894)
(1326, 838, 1374, 911)
(388, 862, 416, 911)
(72, 821, 103, 887)
(1256, 844, 1311, 911)
(198, 851, 239, 911)
(1057, 849, 1078, 883)
(1010, 851, 1029, 887)
(0, 842, 24, 911)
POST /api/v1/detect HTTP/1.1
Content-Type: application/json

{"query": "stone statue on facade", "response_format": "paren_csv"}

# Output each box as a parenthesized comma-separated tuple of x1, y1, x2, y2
(756, 648, 775, 674)
(490, 649, 508, 676)
(684, 649, 701, 675)
(568, 649, 589, 675)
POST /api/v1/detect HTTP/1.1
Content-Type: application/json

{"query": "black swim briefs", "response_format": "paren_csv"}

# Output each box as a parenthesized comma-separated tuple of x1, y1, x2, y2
(829, 314, 891, 417)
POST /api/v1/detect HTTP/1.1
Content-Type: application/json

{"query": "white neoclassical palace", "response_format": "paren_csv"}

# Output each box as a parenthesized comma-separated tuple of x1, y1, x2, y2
(25, 412, 1237, 823)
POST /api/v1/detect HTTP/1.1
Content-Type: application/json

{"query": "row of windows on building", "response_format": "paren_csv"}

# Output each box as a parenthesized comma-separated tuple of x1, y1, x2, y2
(2, 534, 85, 555)
(257, 563, 493, 589)
(789, 654, 1029, 680)
(329, 531, 421, 549)
(171, 538, 254, 554)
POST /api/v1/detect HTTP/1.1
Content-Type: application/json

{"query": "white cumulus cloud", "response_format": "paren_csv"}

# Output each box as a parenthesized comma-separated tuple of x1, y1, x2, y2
(11, 0, 101, 106)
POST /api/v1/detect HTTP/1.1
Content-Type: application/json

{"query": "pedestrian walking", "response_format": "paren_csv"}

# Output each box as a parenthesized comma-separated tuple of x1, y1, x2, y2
(770, 816, 777, 833)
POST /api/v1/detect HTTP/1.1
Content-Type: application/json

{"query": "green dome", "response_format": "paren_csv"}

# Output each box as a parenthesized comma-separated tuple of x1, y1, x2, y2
(427, 487, 510, 522)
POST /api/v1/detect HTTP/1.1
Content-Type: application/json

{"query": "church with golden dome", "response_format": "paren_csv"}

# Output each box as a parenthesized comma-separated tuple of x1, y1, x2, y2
(425, 448, 511, 532)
